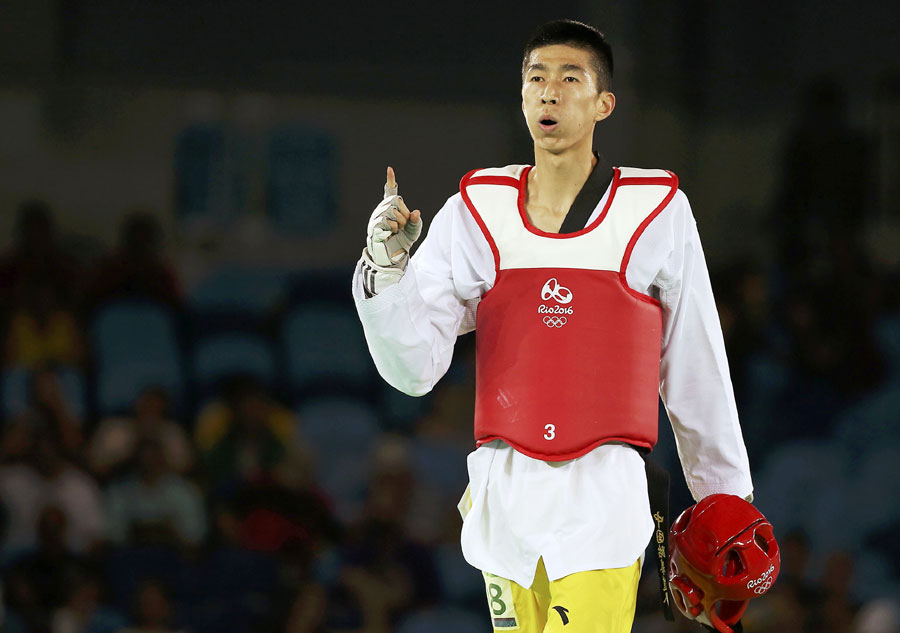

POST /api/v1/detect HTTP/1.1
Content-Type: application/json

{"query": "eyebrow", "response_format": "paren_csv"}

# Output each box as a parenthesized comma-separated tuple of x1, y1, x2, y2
(525, 62, 588, 74)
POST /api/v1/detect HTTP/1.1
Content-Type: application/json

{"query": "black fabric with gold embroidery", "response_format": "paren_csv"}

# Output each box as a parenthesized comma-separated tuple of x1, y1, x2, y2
(645, 457, 675, 621)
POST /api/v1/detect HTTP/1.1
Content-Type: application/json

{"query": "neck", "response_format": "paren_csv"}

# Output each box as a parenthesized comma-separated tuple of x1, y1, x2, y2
(530, 141, 597, 215)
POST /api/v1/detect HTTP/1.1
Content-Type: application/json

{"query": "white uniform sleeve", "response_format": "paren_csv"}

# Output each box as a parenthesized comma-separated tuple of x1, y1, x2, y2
(352, 192, 494, 396)
(628, 190, 753, 502)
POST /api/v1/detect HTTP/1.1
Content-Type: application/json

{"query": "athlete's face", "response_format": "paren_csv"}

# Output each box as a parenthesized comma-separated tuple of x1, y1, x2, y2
(521, 44, 615, 154)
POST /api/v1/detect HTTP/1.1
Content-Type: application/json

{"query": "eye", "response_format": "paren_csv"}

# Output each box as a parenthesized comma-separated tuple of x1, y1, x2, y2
(564, 76, 578, 82)
(530, 76, 543, 82)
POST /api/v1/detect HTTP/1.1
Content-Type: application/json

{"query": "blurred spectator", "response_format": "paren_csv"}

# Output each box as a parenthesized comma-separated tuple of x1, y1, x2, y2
(713, 261, 772, 391)
(87, 211, 181, 309)
(191, 506, 280, 633)
(0, 200, 83, 315)
(323, 438, 440, 632)
(104, 438, 206, 548)
(87, 386, 193, 480)
(191, 448, 336, 632)
(854, 598, 900, 633)
(51, 569, 128, 633)
(4, 276, 85, 369)
(742, 528, 821, 632)
(194, 376, 299, 496)
(4, 507, 89, 620)
(741, 582, 810, 633)
(812, 551, 860, 633)
(773, 78, 871, 283)
(281, 585, 328, 633)
(5, 365, 84, 458)
(225, 480, 337, 555)
(776, 529, 820, 607)
(0, 431, 105, 557)
(120, 579, 185, 633)
(192, 491, 336, 633)
(0, 417, 35, 465)
(398, 345, 475, 543)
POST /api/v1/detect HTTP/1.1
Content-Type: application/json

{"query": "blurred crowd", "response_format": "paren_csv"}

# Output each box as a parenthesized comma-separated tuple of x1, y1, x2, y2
(0, 80, 898, 633)
(635, 80, 900, 633)
(0, 200, 486, 633)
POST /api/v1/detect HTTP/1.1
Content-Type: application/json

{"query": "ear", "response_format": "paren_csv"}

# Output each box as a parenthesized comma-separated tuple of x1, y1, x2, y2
(595, 91, 616, 122)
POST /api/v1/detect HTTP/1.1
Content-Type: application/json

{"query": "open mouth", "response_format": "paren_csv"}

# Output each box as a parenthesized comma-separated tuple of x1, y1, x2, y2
(539, 118, 558, 131)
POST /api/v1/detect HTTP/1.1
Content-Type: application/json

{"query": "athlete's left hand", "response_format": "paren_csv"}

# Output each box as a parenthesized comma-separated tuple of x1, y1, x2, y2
(361, 166, 424, 296)
(367, 166, 423, 267)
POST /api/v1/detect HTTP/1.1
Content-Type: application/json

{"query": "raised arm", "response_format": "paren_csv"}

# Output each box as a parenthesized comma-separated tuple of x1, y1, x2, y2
(352, 169, 492, 396)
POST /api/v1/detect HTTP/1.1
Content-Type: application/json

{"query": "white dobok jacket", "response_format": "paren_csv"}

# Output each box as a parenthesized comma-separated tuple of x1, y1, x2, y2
(351, 163, 753, 589)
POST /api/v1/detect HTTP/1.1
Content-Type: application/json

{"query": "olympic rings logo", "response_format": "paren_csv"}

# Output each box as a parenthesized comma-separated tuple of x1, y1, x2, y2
(541, 278, 573, 304)
(752, 577, 774, 595)
(543, 316, 567, 328)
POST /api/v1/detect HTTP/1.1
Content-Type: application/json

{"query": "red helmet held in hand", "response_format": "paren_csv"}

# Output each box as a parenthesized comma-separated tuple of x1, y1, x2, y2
(668, 494, 780, 633)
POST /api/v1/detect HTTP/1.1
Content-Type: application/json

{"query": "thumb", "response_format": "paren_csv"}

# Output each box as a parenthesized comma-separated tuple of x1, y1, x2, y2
(409, 209, 421, 224)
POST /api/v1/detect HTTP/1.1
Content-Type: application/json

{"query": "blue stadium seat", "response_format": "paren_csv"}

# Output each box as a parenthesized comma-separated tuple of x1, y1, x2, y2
(282, 303, 372, 390)
(1, 365, 86, 422)
(91, 301, 183, 414)
(266, 125, 337, 234)
(174, 123, 244, 225)
(192, 332, 276, 395)
(188, 266, 290, 316)
(297, 397, 381, 522)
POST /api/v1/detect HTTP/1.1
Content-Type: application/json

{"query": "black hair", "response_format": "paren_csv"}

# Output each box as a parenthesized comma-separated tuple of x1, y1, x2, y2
(522, 19, 614, 92)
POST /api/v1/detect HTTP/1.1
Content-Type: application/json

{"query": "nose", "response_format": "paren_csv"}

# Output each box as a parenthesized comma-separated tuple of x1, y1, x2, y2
(541, 82, 559, 105)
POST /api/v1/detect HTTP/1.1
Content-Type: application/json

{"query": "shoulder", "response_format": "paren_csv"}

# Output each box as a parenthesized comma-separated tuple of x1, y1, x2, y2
(616, 166, 678, 185)
(460, 164, 530, 187)
(616, 167, 691, 219)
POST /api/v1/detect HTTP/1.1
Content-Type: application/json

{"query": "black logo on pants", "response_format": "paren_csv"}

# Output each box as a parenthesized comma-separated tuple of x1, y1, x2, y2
(552, 605, 570, 625)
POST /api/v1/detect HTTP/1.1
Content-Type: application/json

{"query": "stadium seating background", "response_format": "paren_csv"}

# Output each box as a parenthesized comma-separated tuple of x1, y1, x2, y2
(1, 1, 898, 632)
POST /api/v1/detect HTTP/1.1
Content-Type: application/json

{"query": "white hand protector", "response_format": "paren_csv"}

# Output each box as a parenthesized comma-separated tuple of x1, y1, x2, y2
(362, 181, 423, 296)
(360, 246, 405, 297)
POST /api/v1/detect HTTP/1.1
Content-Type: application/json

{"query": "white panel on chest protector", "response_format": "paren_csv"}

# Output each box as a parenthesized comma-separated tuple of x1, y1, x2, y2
(467, 180, 672, 272)
(470, 165, 528, 179)
(617, 167, 671, 179)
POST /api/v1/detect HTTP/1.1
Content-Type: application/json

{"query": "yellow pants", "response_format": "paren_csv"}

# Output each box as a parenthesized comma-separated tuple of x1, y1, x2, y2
(482, 557, 641, 633)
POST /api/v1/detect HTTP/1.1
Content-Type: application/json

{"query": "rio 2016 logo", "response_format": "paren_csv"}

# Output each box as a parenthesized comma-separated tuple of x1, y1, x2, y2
(747, 564, 775, 595)
(540, 278, 573, 328)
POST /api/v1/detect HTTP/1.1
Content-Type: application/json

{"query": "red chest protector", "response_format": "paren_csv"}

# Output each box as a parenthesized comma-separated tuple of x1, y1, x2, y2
(461, 165, 678, 461)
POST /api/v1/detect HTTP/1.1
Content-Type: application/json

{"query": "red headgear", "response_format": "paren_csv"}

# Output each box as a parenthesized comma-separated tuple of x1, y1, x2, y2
(669, 494, 780, 633)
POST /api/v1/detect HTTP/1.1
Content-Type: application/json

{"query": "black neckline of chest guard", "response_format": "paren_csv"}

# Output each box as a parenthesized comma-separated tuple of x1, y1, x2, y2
(557, 152, 614, 235)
